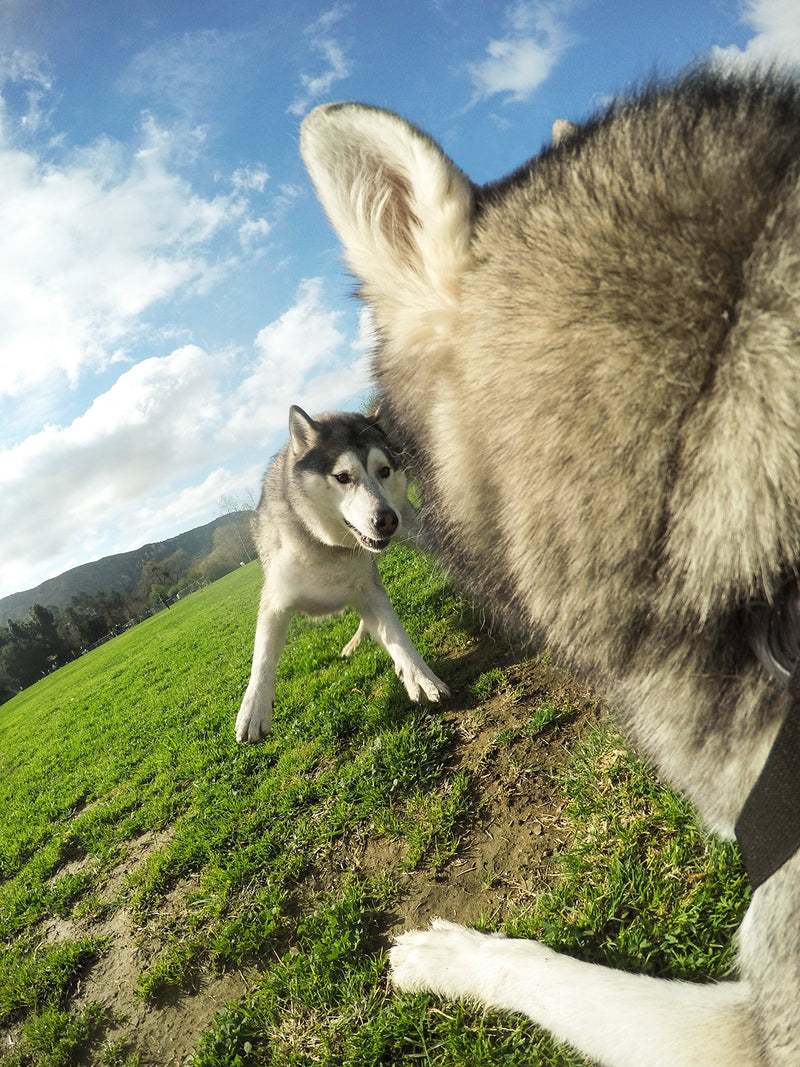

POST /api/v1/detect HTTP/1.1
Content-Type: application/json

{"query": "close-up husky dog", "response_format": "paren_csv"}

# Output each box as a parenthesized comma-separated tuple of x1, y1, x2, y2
(300, 68, 800, 1065)
(235, 405, 449, 744)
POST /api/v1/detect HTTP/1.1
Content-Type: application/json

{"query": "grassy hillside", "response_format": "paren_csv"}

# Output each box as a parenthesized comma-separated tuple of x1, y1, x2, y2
(0, 512, 253, 624)
(0, 549, 749, 1066)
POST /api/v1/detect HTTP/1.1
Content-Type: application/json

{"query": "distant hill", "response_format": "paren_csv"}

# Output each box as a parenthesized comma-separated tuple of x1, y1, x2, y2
(0, 513, 254, 624)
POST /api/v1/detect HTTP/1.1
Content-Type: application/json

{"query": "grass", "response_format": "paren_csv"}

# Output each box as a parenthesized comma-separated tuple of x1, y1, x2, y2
(0, 545, 749, 1065)
(506, 724, 749, 978)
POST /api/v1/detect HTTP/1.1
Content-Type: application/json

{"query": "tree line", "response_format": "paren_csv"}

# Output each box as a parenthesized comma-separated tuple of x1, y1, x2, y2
(0, 511, 255, 703)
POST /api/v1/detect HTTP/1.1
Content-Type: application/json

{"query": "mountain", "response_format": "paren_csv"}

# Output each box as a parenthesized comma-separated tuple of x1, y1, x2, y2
(0, 513, 253, 624)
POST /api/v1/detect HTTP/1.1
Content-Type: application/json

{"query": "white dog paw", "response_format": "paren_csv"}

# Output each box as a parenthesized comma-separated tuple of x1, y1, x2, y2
(421, 672, 451, 702)
(390, 920, 497, 998)
(399, 665, 450, 703)
(234, 695, 273, 743)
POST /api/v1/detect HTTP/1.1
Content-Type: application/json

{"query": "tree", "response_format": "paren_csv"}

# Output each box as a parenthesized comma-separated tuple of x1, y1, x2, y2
(61, 591, 120, 649)
(0, 604, 71, 694)
(30, 604, 70, 663)
(199, 522, 254, 583)
(218, 493, 257, 564)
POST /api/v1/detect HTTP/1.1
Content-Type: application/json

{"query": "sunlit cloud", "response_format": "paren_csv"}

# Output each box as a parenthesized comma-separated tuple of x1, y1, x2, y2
(288, 4, 353, 116)
(0, 47, 53, 133)
(467, 1, 576, 105)
(0, 279, 369, 596)
(231, 166, 271, 194)
(228, 276, 369, 443)
(711, 0, 800, 69)
(0, 112, 246, 398)
(120, 28, 248, 119)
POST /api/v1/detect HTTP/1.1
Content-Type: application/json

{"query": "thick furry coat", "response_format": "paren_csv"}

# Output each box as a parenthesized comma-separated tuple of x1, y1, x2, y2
(300, 69, 800, 1065)
(235, 407, 448, 743)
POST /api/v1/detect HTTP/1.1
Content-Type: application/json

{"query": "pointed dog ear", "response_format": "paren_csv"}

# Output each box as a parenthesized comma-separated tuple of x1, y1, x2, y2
(362, 404, 407, 466)
(363, 403, 393, 445)
(300, 103, 474, 341)
(551, 118, 578, 145)
(288, 405, 320, 455)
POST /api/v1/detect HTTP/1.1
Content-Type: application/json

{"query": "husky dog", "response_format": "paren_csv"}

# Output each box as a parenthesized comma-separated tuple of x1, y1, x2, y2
(300, 69, 800, 1065)
(235, 405, 449, 743)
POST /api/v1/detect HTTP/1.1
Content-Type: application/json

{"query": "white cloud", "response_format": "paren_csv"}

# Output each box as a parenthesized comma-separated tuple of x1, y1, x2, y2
(0, 343, 225, 591)
(238, 216, 272, 248)
(288, 4, 353, 117)
(229, 276, 370, 442)
(0, 280, 370, 598)
(128, 464, 263, 550)
(0, 45, 284, 417)
(468, 1, 575, 105)
(0, 47, 53, 134)
(70, 345, 224, 448)
(0, 113, 246, 397)
(711, 0, 800, 69)
(121, 28, 246, 118)
(232, 166, 271, 194)
(0, 345, 222, 506)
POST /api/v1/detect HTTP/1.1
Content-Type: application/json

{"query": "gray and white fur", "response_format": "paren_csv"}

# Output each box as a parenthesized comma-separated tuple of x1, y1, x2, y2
(300, 67, 800, 1065)
(235, 405, 449, 744)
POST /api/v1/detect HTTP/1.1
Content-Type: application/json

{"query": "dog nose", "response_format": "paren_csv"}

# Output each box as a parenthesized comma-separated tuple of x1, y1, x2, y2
(373, 509, 398, 536)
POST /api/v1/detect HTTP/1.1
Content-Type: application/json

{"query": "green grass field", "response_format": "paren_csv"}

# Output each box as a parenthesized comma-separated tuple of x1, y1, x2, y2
(0, 548, 750, 1066)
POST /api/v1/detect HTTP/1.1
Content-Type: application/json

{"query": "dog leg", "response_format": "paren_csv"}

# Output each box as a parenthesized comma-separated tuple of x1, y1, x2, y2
(235, 600, 292, 742)
(390, 920, 761, 1067)
(357, 585, 450, 702)
(341, 618, 366, 657)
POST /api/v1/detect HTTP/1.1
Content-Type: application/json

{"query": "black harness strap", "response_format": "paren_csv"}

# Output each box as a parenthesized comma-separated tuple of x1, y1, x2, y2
(737, 581, 800, 890)
(735, 662, 800, 891)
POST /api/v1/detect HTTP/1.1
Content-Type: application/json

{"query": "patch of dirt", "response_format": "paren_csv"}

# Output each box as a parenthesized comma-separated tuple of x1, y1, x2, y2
(42, 910, 246, 1066)
(328, 652, 605, 939)
(14, 827, 249, 1067)
(9, 648, 603, 1065)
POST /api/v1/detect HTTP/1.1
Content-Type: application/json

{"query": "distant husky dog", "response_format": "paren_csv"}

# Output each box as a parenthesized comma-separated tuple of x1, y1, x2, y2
(300, 68, 800, 1065)
(235, 405, 449, 743)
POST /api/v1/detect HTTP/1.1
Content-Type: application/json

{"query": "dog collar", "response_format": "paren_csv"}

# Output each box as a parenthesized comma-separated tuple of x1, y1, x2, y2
(736, 581, 800, 890)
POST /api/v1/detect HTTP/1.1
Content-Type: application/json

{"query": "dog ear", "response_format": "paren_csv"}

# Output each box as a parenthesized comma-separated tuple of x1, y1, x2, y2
(300, 103, 474, 342)
(363, 403, 393, 444)
(551, 118, 578, 145)
(288, 405, 320, 455)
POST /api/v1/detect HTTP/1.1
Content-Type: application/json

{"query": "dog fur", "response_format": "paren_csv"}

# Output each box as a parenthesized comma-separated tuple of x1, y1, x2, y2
(235, 405, 448, 743)
(300, 68, 800, 1064)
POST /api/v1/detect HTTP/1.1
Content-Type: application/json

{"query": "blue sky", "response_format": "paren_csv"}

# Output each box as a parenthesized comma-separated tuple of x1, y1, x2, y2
(1, 0, 799, 600)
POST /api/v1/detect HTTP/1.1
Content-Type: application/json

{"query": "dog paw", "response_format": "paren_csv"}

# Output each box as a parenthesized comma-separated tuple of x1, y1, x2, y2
(390, 920, 499, 998)
(234, 694, 273, 743)
(399, 665, 451, 703)
(422, 673, 451, 702)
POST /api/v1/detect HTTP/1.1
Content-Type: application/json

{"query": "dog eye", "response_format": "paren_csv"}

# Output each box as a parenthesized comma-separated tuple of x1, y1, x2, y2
(378, 466, 391, 479)
(334, 472, 351, 484)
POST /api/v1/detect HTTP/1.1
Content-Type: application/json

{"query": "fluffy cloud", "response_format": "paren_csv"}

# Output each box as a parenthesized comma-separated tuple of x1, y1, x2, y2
(128, 465, 264, 552)
(468, 1, 575, 104)
(0, 47, 53, 133)
(0, 112, 245, 398)
(712, 0, 800, 69)
(288, 4, 353, 117)
(0, 345, 223, 571)
(228, 276, 370, 443)
(0, 279, 371, 597)
(120, 28, 249, 119)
